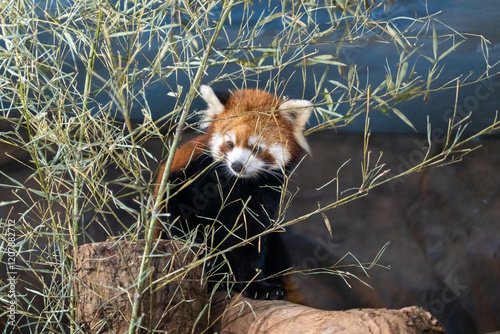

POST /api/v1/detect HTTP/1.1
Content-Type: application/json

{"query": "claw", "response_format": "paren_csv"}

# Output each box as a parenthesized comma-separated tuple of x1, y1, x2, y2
(265, 292, 269, 299)
(254, 291, 258, 299)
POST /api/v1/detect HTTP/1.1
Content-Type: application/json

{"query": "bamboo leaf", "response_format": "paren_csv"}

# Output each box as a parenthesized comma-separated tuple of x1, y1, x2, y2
(433, 24, 438, 60)
(300, 54, 346, 67)
(329, 80, 349, 91)
(438, 40, 466, 62)
(395, 62, 408, 90)
(321, 212, 333, 239)
(392, 108, 417, 132)
(0, 200, 20, 207)
(386, 24, 405, 49)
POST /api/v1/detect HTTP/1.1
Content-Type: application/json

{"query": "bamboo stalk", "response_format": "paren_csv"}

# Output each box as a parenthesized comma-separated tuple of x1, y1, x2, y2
(70, 6, 104, 332)
(127, 1, 236, 332)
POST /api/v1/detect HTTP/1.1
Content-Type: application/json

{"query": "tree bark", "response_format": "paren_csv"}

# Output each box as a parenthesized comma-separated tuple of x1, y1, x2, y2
(73, 240, 208, 334)
(212, 293, 444, 334)
(73, 240, 444, 334)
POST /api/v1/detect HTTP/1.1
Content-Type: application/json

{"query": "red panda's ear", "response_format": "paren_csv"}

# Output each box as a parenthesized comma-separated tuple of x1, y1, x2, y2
(278, 99, 313, 131)
(199, 85, 225, 129)
(278, 99, 313, 153)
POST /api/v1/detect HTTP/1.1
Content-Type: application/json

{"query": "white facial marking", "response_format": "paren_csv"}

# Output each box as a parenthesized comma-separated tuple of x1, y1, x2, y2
(209, 133, 225, 159)
(269, 143, 290, 169)
(248, 135, 267, 153)
(225, 131, 236, 144)
(226, 147, 265, 178)
(248, 135, 258, 147)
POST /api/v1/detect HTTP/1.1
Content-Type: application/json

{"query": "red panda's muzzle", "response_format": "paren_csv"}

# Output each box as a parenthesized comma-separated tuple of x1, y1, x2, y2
(224, 146, 267, 178)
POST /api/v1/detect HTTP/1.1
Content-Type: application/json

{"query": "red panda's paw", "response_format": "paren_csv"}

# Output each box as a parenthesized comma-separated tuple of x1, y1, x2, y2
(243, 282, 287, 301)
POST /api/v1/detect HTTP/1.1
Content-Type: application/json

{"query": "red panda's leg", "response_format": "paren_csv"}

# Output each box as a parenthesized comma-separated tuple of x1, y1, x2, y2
(283, 276, 306, 305)
(225, 243, 287, 300)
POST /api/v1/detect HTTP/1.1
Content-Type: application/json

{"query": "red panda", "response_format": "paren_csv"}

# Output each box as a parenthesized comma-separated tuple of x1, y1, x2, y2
(154, 85, 312, 301)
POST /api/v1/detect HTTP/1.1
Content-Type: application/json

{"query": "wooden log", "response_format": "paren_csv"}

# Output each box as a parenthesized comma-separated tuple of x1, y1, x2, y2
(74, 240, 444, 334)
(73, 240, 208, 334)
(212, 293, 444, 334)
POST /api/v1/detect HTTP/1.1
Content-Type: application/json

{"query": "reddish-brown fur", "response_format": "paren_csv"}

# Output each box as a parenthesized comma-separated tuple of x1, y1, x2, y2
(208, 89, 303, 163)
(153, 135, 209, 197)
(155, 89, 304, 201)
(153, 135, 208, 239)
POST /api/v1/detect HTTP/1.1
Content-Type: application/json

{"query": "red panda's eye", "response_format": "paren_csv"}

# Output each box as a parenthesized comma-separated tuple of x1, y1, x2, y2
(226, 141, 234, 149)
(252, 145, 262, 155)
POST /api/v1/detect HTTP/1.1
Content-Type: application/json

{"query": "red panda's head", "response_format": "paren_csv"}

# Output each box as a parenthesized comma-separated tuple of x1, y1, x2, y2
(199, 85, 313, 179)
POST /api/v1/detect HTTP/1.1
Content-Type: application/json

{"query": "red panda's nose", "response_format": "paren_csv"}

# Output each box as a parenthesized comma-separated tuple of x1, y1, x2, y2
(231, 161, 244, 174)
